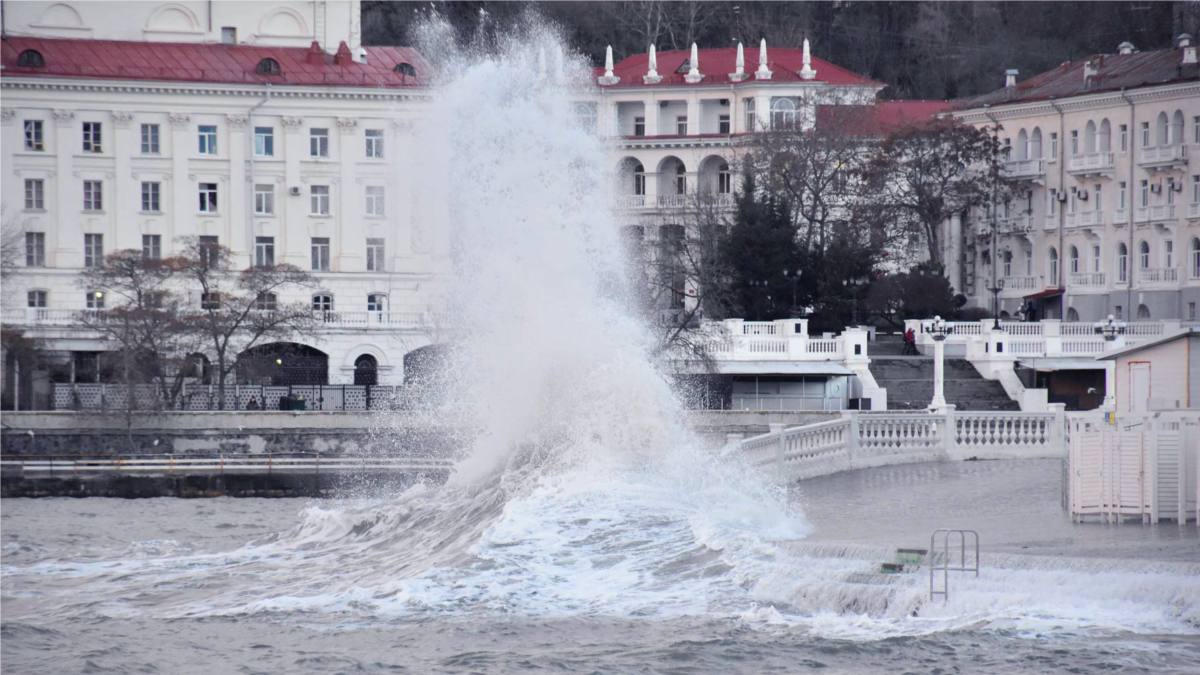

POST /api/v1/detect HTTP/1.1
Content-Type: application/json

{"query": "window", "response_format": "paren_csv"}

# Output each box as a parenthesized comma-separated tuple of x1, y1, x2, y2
(1048, 247, 1059, 286)
(24, 120, 44, 150)
(1068, 190, 1078, 213)
(1025, 249, 1033, 275)
(771, 98, 797, 128)
(254, 292, 277, 311)
(142, 235, 161, 259)
(676, 115, 688, 135)
(1165, 240, 1174, 268)
(1069, 130, 1078, 155)
(198, 125, 217, 155)
(254, 127, 274, 156)
(255, 236, 275, 267)
(574, 102, 598, 133)
(675, 163, 687, 195)
(1048, 189, 1058, 215)
(83, 180, 102, 211)
(17, 49, 44, 68)
(365, 186, 385, 216)
(1141, 121, 1150, 147)
(634, 116, 645, 136)
(1140, 180, 1149, 207)
(1117, 243, 1128, 282)
(1139, 240, 1150, 269)
(394, 62, 416, 76)
(141, 182, 160, 212)
(222, 27, 237, 44)
(717, 163, 732, 194)
(83, 122, 102, 153)
(1092, 245, 1101, 272)
(1118, 181, 1127, 209)
(311, 237, 330, 271)
(87, 291, 105, 309)
(311, 185, 330, 215)
(365, 129, 384, 158)
(199, 183, 218, 212)
(1195, 116, 1200, 144)
(74, 352, 100, 383)
(1114, 305, 1123, 320)
(1003, 250, 1013, 277)
(24, 179, 44, 210)
(84, 234, 103, 268)
(744, 98, 756, 131)
(200, 292, 220, 310)
(366, 238, 385, 271)
(254, 184, 275, 215)
(25, 233, 45, 267)
(1119, 124, 1128, 153)
(633, 163, 646, 195)
(1191, 238, 1200, 278)
(1168, 178, 1176, 205)
(1093, 184, 1102, 211)
(1049, 132, 1058, 158)
(310, 128, 329, 157)
(1068, 246, 1079, 274)
(1137, 304, 1151, 320)
(256, 58, 281, 75)
(719, 114, 731, 134)
(367, 293, 387, 312)
(1193, 176, 1200, 203)
(1189, 302, 1197, 321)
(312, 294, 333, 312)
(141, 123, 160, 153)
(27, 290, 47, 308)
(198, 236, 220, 268)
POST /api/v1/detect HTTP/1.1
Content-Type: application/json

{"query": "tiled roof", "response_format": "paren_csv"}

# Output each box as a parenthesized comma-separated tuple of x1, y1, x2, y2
(816, 100, 952, 135)
(1, 36, 430, 88)
(601, 46, 883, 88)
(955, 47, 1199, 109)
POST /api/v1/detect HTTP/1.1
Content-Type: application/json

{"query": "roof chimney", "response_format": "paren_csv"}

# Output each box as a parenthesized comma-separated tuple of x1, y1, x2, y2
(1083, 58, 1099, 84)
(334, 41, 352, 65)
(306, 41, 324, 66)
(1005, 69, 1018, 88)
(1117, 41, 1135, 55)
(1178, 33, 1193, 48)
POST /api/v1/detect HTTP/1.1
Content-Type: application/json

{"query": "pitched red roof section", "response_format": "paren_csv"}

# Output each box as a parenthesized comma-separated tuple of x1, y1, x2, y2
(816, 100, 951, 136)
(955, 47, 1199, 108)
(1, 36, 430, 88)
(602, 46, 883, 88)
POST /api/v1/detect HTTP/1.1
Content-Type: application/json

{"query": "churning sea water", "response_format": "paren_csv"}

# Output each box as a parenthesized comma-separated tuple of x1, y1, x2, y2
(3, 17, 1199, 674)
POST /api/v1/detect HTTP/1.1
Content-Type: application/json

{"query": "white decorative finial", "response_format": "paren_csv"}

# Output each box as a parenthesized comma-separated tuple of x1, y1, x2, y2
(684, 42, 704, 83)
(598, 45, 621, 85)
(756, 38, 772, 80)
(644, 44, 662, 84)
(799, 38, 817, 80)
(730, 41, 748, 81)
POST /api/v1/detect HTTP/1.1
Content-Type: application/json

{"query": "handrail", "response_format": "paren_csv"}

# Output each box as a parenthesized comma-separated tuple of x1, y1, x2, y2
(1, 454, 453, 474)
(929, 528, 979, 602)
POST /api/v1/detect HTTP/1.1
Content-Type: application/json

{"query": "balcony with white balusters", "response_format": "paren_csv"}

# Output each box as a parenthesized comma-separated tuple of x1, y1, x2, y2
(1134, 204, 1176, 224)
(1064, 210, 1104, 230)
(1138, 144, 1188, 171)
(1066, 152, 1115, 178)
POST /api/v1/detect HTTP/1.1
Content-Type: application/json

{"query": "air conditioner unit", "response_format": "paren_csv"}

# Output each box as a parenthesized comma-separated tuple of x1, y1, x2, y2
(1150, 183, 1162, 194)
(1170, 180, 1183, 192)
(1056, 192, 1067, 202)
(289, 186, 302, 196)
(1078, 190, 1088, 200)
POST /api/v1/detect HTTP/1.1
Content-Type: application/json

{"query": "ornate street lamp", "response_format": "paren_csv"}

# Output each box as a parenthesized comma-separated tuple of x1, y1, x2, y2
(983, 277, 1005, 330)
(1093, 314, 1125, 341)
(928, 315, 955, 410)
(782, 269, 801, 317)
(749, 279, 771, 320)
(1093, 314, 1125, 410)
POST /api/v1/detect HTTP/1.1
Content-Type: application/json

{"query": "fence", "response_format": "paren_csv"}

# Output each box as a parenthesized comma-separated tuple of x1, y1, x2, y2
(1, 453, 454, 476)
(1066, 413, 1199, 524)
(52, 383, 400, 412)
(741, 406, 1066, 484)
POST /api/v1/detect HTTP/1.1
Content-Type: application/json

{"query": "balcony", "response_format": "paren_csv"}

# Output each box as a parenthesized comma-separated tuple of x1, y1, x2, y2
(1064, 211, 1104, 230)
(1066, 152, 1115, 178)
(1067, 271, 1106, 290)
(1187, 202, 1200, 220)
(996, 215, 1033, 234)
(1137, 267, 1180, 287)
(1138, 144, 1188, 172)
(1113, 208, 1129, 225)
(615, 192, 735, 210)
(1043, 215, 1058, 230)
(1000, 276, 1042, 295)
(615, 194, 648, 209)
(1133, 204, 1176, 225)
(1, 308, 440, 331)
(1002, 159, 1045, 183)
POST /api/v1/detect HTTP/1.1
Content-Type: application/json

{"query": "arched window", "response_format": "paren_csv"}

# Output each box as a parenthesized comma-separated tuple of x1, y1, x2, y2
(1030, 127, 1043, 159)
(1068, 245, 1079, 274)
(353, 354, 378, 386)
(1015, 129, 1028, 161)
(1048, 247, 1059, 286)
(393, 62, 416, 77)
(771, 98, 797, 129)
(1139, 240, 1150, 269)
(716, 161, 732, 194)
(1137, 304, 1151, 320)
(255, 58, 281, 75)
(17, 50, 44, 68)
(1117, 243, 1128, 282)
(1066, 307, 1079, 322)
(1099, 119, 1111, 152)
(1171, 110, 1185, 145)
(1156, 112, 1169, 146)
(1191, 238, 1200, 279)
(632, 163, 645, 196)
(312, 293, 333, 312)
(1084, 120, 1097, 153)
(675, 162, 687, 195)
(1003, 250, 1013, 277)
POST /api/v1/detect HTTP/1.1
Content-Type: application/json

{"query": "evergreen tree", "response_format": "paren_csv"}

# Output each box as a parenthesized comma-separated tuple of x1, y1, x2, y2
(721, 174, 804, 321)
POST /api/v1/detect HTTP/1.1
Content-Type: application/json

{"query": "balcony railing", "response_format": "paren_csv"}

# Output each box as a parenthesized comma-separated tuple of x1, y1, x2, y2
(1067, 271, 1106, 288)
(1134, 204, 1176, 224)
(1003, 159, 1045, 180)
(996, 215, 1033, 233)
(1187, 202, 1200, 220)
(1065, 211, 1104, 229)
(1113, 208, 1129, 225)
(615, 194, 648, 209)
(1066, 152, 1115, 175)
(1138, 144, 1188, 168)
(1000, 275, 1042, 292)
(1137, 267, 1179, 285)
(1, 308, 440, 330)
(1043, 216, 1058, 230)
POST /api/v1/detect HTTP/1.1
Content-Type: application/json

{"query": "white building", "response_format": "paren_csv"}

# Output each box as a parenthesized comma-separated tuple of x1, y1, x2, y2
(949, 37, 1200, 323)
(1, 1, 448, 405)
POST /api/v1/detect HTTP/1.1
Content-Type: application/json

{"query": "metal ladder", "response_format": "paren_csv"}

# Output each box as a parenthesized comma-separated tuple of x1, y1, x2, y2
(929, 529, 979, 602)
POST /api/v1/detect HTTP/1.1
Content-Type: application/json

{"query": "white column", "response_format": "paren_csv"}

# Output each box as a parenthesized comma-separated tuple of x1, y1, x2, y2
(281, 116, 305, 267)
(947, 213, 963, 292)
(931, 337, 947, 409)
(335, 117, 358, 271)
(52, 110, 77, 267)
(687, 93, 700, 136)
(226, 114, 249, 266)
(111, 112, 134, 250)
(644, 94, 659, 136)
(168, 113, 191, 257)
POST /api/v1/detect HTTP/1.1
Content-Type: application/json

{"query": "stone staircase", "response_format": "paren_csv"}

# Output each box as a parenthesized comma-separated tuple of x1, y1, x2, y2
(869, 337, 1018, 410)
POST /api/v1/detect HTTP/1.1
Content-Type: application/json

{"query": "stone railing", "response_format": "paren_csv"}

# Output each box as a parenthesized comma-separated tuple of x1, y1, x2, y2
(1138, 144, 1188, 168)
(1137, 267, 1180, 286)
(1134, 204, 1176, 224)
(51, 383, 402, 412)
(696, 319, 859, 363)
(1065, 211, 1104, 229)
(614, 194, 648, 209)
(1113, 207, 1130, 225)
(1002, 158, 1044, 180)
(1067, 151, 1115, 175)
(1000, 276, 1042, 292)
(743, 406, 1066, 484)
(1068, 271, 1106, 288)
(996, 215, 1033, 233)
(905, 318, 1178, 357)
(1187, 203, 1200, 220)
(2, 308, 441, 331)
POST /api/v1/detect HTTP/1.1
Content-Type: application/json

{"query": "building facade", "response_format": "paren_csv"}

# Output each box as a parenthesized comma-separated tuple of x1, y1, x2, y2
(951, 37, 1200, 323)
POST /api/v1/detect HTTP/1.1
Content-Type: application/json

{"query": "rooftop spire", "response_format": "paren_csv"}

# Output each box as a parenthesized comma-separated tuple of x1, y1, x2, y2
(644, 44, 662, 84)
(755, 38, 772, 80)
(684, 42, 704, 83)
(799, 38, 817, 80)
(730, 41, 749, 81)
(598, 45, 620, 85)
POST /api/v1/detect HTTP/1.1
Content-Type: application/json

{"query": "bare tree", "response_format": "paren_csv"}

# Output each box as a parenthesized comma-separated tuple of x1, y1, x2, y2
(1, 213, 24, 282)
(177, 237, 316, 410)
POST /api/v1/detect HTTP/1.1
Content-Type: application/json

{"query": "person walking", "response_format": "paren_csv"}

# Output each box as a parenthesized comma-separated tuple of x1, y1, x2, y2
(903, 327, 918, 355)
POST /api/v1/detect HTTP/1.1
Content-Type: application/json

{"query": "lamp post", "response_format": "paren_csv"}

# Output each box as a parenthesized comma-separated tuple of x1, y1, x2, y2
(928, 315, 955, 410)
(983, 277, 1005, 330)
(782, 269, 801, 317)
(845, 274, 868, 328)
(749, 280, 770, 320)
(1094, 314, 1126, 410)
(1093, 314, 1125, 342)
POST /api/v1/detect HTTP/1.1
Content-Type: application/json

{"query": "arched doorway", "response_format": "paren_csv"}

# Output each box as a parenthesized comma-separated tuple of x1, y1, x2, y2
(1066, 307, 1079, 322)
(1136, 304, 1151, 320)
(354, 354, 378, 386)
(236, 342, 329, 385)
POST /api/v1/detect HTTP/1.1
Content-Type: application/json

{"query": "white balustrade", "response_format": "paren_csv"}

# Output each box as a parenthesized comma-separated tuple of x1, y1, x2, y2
(1001, 276, 1041, 291)
(656, 194, 688, 208)
(1137, 267, 1180, 285)
(1067, 152, 1115, 174)
(1003, 159, 1044, 179)
(614, 194, 647, 209)
(999, 322, 1043, 336)
(1138, 144, 1188, 166)
(805, 338, 841, 354)
(1134, 204, 1176, 223)
(997, 215, 1032, 233)
(1187, 203, 1200, 220)
(741, 322, 778, 335)
(1064, 211, 1103, 228)
(1113, 208, 1129, 224)
(1067, 272, 1105, 288)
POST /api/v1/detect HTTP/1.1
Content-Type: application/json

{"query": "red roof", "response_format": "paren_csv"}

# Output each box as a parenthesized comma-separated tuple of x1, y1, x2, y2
(601, 46, 883, 88)
(1, 36, 430, 88)
(816, 100, 951, 135)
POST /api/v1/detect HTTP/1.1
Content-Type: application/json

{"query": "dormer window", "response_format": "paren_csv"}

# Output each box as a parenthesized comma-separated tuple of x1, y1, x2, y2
(394, 63, 416, 77)
(17, 50, 44, 68)
(675, 59, 690, 74)
(255, 58, 281, 75)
